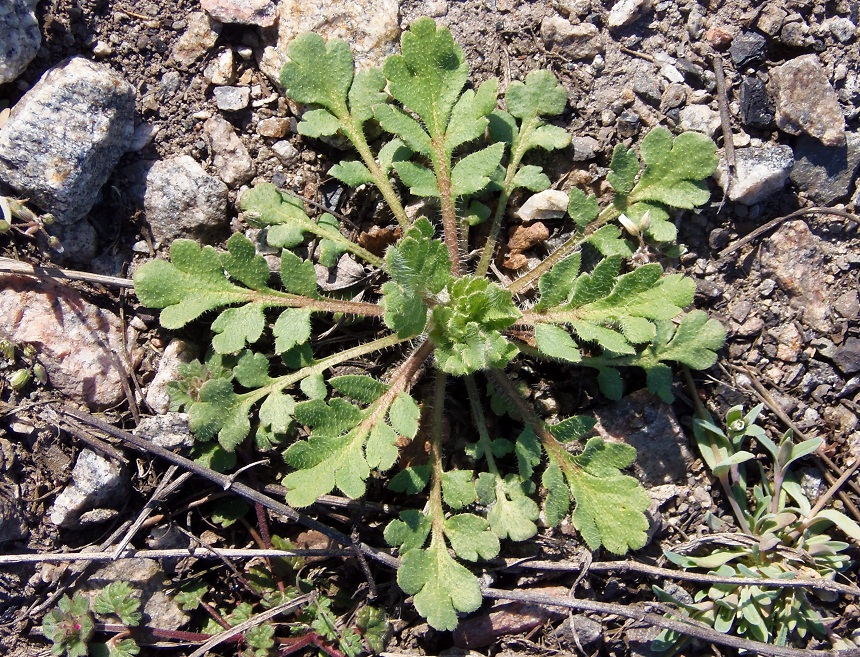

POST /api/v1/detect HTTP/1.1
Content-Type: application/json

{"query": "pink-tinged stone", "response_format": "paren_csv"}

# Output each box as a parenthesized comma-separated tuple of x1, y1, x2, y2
(0, 274, 128, 408)
(769, 55, 846, 147)
(201, 0, 278, 27)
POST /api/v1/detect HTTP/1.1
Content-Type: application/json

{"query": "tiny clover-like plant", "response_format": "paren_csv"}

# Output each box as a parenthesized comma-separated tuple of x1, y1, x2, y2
(133, 17, 724, 630)
(42, 585, 142, 657)
(653, 405, 860, 653)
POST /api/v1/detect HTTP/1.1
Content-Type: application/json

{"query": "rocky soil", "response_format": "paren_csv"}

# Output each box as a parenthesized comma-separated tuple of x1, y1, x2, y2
(2, 0, 860, 655)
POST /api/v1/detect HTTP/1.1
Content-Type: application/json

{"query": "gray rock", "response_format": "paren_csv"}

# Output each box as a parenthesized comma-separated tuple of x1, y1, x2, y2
(728, 31, 767, 67)
(769, 55, 845, 147)
(258, 0, 399, 83)
(0, 274, 129, 407)
(0, 0, 40, 84)
(0, 483, 27, 544)
(0, 58, 135, 225)
(826, 17, 856, 43)
(739, 76, 774, 129)
(678, 104, 721, 138)
(41, 218, 99, 265)
(201, 0, 278, 27)
(659, 83, 686, 113)
(540, 16, 603, 60)
(134, 412, 194, 450)
(633, 72, 661, 106)
(833, 337, 860, 375)
(213, 85, 250, 111)
(203, 116, 255, 187)
(144, 155, 228, 244)
(757, 4, 787, 36)
(779, 20, 807, 48)
(172, 11, 221, 67)
(144, 338, 198, 414)
(592, 390, 694, 487)
(760, 221, 833, 333)
(790, 132, 860, 205)
(570, 136, 599, 161)
(714, 145, 794, 205)
(555, 615, 602, 650)
(50, 449, 128, 528)
(607, 0, 651, 30)
(85, 559, 188, 630)
(834, 290, 860, 320)
(272, 139, 299, 163)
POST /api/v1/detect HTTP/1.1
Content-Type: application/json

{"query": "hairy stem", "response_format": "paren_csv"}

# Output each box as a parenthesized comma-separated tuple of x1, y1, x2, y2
(428, 371, 449, 542)
(474, 116, 538, 278)
(342, 122, 411, 230)
(431, 139, 461, 276)
(506, 203, 621, 295)
(465, 376, 501, 477)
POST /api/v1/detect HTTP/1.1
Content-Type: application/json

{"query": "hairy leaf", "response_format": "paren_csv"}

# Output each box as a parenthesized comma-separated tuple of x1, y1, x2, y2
(628, 128, 718, 209)
(444, 513, 501, 561)
(397, 538, 483, 631)
(280, 33, 353, 115)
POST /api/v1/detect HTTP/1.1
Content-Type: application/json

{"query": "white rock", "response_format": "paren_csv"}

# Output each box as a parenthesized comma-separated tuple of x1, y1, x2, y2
(213, 85, 250, 111)
(607, 0, 651, 30)
(203, 116, 255, 187)
(144, 339, 198, 414)
(172, 12, 221, 67)
(516, 189, 570, 222)
(201, 0, 278, 27)
(50, 450, 127, 528)
(679, 104, 721, 138)
(144, 155, 228, 243)
(133, 413, 194, 450)
(714, 145, 794, 205)
(0, 0, 40, 84)
(204, 50, 235, 86)
(258, 0, 400, 83)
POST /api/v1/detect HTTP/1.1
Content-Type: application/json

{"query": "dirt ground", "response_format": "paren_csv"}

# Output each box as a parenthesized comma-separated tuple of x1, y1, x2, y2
(2, 0, 860, 655)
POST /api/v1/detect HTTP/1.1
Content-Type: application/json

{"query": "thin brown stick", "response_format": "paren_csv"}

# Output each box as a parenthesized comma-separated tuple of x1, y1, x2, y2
(506, 558, 860, 597)
(717, 207, 860, 262)
(712, 53, 735, 208)
(186, 594, 314, 657)
(0, 256, 135, 288)
(482, 588, 860, 657)
(54, 406, 400, 570)
(0, 547, 354, 565)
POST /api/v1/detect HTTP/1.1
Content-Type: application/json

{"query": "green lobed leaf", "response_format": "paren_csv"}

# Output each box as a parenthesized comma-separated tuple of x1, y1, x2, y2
(534, 323, 582, 363)
(505, 69, 567, 121)
(653, 310, 726, 370)
(389, 393, 421, 439)
(523, 124, 571, 151)
(444, 513, 501, 561)
(297, 108, 341, 137)
(279, 249, 318, 297)
(374, 104, 432, 155)
(446, 77, 499, 153)
(384, 509, 432, 552)
(188, 378, 255, 451)
(379, 138, 413, 174)
(450, 142, 506, 197)
(487, 474, 539, 541)
(366, 421, 399, 470)
(550, 415, 597, 442)
(536, 253, 581, 310)
(628, 128, 718, 209)
(282, 431, 369, 505)
(389, 465, 431, 494)
(330, 375, 389, 403)
(348, 67, 387, 125)
(392, 160, 439, 197)
(607, 143, 639, 194)
(512, 165, 551, 192)
(329, 160, 374, 187)
(542, 461, 570, 527)
(586, 225, 635, 258)
(383, 18, 469, 138)
(221, 233, 271, 291)
(441, 469, 477, 509)
(93, 582, 142, 626)
(211, 304, 266, 354)
(300, 371, 328, 400)
(280, 33, 353, 115)
(133, 240, 252, 329)
(273, 308, 312, 354)
(397, 538, 483, 631)
(516, 426, 541, 480)
(568, 188, 599, 229)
